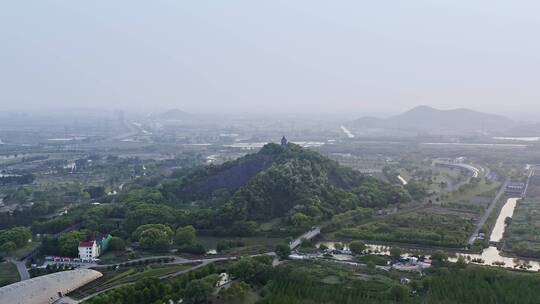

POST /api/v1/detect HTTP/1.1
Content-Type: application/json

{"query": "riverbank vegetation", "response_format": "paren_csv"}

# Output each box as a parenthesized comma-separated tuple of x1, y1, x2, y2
(336, 212, 474, 248)
(503, 199, 540, 258)
(425, 266, 540, 303)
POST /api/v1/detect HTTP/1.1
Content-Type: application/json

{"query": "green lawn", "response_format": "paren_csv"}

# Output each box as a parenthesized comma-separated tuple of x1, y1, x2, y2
(449, 178, 500, 202)
(336, 212, 474, 248)
(0, 262, 20, 287)
(504, 199, 540, 258)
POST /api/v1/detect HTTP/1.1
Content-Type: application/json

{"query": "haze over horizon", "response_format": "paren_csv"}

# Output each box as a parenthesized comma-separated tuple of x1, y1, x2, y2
(1, 1, 540, 119)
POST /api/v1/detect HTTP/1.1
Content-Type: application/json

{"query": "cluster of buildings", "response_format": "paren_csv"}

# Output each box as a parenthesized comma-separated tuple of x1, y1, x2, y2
(392, 256, 432, 271)
(505, 182, 526, 197)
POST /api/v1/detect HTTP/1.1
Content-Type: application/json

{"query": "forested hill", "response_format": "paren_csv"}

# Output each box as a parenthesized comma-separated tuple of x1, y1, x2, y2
(174, 143, 366, 200)
(158, 143, 410, 234)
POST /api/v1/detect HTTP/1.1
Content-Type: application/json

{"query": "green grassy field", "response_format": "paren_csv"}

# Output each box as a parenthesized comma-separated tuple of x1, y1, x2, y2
(449, 178, 500, 202)
(0, 262, 20, 287)
(504, 199, 540, 258)
(336, 211, 474, 248)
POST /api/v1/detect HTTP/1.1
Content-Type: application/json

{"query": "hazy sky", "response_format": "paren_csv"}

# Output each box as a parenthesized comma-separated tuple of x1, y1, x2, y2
(1, 1, 539, 118)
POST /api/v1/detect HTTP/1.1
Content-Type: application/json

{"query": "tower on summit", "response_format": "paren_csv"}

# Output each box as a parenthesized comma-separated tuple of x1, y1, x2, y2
(281, 136, 288, 147)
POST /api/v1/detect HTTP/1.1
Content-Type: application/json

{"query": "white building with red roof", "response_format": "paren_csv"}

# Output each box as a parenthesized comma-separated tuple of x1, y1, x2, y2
(78, 240, 99, 260)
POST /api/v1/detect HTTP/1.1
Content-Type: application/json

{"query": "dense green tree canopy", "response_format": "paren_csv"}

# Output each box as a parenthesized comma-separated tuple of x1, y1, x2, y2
(275, 244, 292, 260)
(58, 230, 87, 257)
(349, 241, 366, 255)
(109, 236, 126, 252)
(125, 204, 176, 233)
(132, 224, 174, 241)
(138, 227, 173, 252)
(175, 225, 196, 246)
(0, 226, 31, 249)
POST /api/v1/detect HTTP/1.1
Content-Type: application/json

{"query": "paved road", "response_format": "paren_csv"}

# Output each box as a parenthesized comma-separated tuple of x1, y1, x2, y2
(523, 167, 535, 198)
(434, 160, 480, 177)
(6, 257, 30, 281)
(7, 222, 85, 283)
(468, 179, 509, 246)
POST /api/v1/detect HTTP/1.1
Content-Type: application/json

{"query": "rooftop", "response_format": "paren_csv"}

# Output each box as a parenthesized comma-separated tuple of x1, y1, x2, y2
(0, 269, 102, 304)
(79, 240, 95, 248)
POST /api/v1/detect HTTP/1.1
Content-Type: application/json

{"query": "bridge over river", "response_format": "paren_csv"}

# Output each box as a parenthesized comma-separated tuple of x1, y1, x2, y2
(289, 227, 321, 249)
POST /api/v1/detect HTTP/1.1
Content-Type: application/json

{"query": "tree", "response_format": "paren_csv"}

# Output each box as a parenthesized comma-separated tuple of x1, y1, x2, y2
(0, 227, 32, 248)
(132, 224, 173, 241)
(229, 257, 272, 286)
(456, 255, 467, 269)
(179, 243, 206, 254)
(389, 285, 408, 302)
(184, 278, 214, 304)
(405, 181, 428, 201)
(58, 230, 86, 257)
(109, 237, 126, 252)
(219, 281, 249, 300)
(390, 247, 402, 260)
(175, 225, 196, 246)
(275, 244, 291, 260)
(85, 186, 106, 199)
(0, 241, 16, 253)
(367, 261, 376, 272)
(139, 228, 172, 252)
(124, 204, 176, 233)
(349, 241, 366, 255)
(431, 250, 448, 267)
(291, 212, 311, 227)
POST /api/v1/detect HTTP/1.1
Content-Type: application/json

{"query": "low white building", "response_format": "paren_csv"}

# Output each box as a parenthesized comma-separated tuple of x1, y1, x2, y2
(78, 240, 99, 260)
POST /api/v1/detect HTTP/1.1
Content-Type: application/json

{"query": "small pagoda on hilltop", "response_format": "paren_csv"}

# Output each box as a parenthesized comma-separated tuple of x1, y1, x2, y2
(281, 136, 288, 147)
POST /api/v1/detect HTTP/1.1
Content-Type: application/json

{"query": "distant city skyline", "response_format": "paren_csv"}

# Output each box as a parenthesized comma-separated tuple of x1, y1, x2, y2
(1, 1, 540, 121)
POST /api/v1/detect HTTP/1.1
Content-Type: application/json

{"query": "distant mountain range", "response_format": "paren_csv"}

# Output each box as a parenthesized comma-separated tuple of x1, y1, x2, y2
(345, 105, 519, 136)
